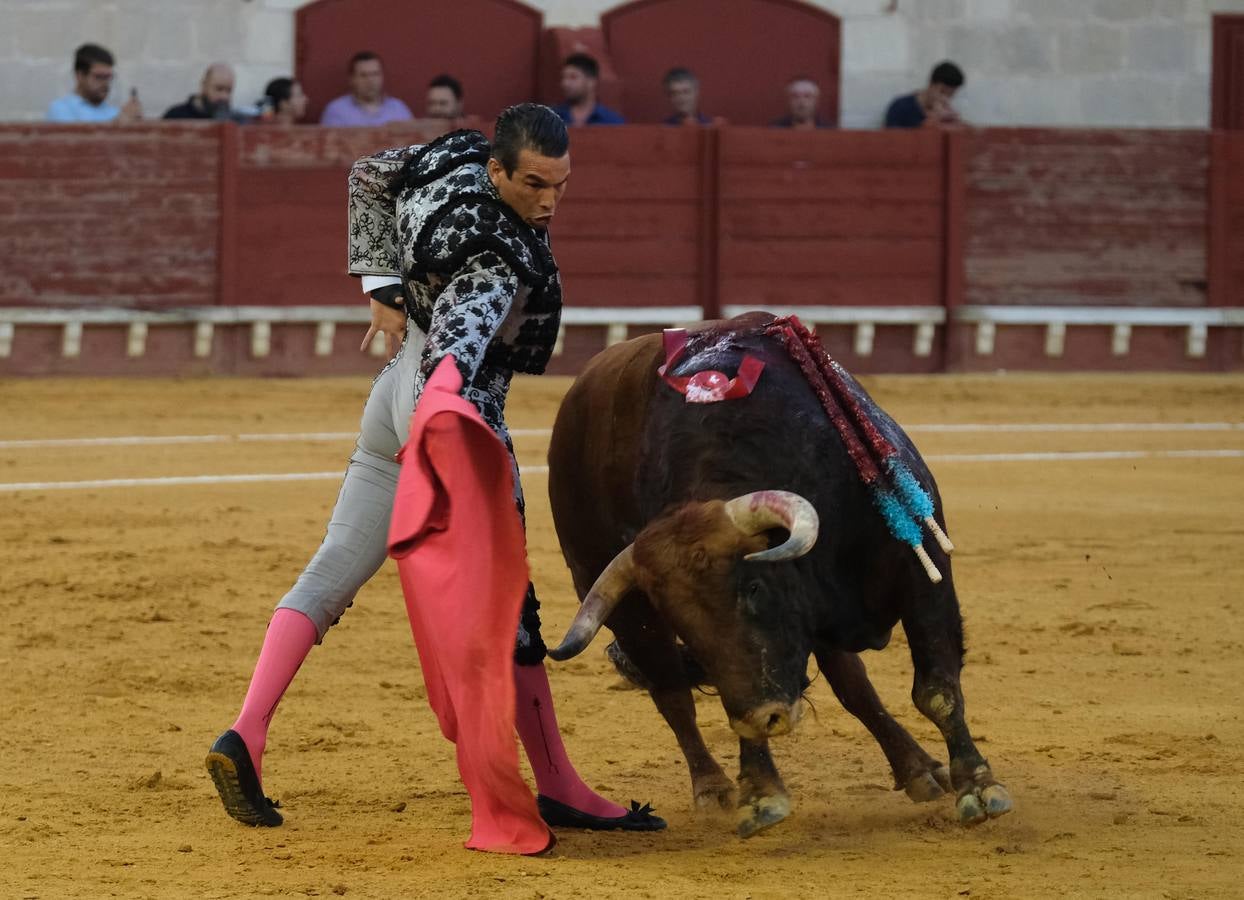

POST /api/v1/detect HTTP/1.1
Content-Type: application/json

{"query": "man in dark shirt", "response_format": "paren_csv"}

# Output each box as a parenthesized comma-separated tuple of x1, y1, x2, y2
(771, 76, 831, 129)
(885, 61, 966, 129)
(164, 62, 241, 120)
(662, 67, 712, 126)
(553, 53, 624, 126)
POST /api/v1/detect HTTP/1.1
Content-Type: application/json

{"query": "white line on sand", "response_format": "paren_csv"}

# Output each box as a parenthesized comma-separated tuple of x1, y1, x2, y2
(2, 422, 1241, 450)
(2, 449, 1242, 492)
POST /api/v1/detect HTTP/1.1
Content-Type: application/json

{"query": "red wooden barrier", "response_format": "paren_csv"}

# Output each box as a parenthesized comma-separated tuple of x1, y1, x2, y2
(232, 122, 456, 310)
(0, 124, 1240, 376)
(0, 124, 219, 310)
(1209, 132, 1244, 307)
(717, 128, 945, 308)
(963, 129, 1209, 309)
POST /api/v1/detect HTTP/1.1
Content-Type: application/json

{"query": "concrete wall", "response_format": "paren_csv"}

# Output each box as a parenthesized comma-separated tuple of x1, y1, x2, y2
(3, 0, 1244, 126)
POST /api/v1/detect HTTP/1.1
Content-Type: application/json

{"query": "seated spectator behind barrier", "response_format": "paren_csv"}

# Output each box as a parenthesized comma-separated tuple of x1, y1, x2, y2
(261, 78, 308, 124)
(885, 61, 965, 128)
(320, 51, 412, 127)
(164, 63, 242, 120)
(662, 67, 714, 126)
(554, 53, 624, 126)
(772, 76, 831, 129)
(425, 74, 464, 119)
(48, 43, 141, 123)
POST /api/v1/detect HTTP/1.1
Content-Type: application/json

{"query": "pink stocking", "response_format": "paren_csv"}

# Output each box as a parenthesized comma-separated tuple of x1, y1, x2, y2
(513, 662, 626, 818)
(230, 607, 318, 781)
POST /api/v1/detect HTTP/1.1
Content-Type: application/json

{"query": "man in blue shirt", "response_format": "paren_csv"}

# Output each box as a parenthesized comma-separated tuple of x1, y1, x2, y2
(553, 54, 624, 126)
(885, 61, 966, 129)
(662, 67, 713, 126)
(47, 43, 142, 123)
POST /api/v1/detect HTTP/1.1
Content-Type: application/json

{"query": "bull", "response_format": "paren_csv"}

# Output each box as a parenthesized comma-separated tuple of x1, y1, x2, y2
(546, 312, 1012, 837)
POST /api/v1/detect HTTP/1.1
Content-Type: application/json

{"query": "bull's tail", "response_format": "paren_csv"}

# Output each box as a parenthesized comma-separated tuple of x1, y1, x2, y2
(766, 316, 954, 583)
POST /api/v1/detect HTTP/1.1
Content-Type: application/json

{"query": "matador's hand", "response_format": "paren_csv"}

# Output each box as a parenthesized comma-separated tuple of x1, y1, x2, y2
(361, 297, 407, 358)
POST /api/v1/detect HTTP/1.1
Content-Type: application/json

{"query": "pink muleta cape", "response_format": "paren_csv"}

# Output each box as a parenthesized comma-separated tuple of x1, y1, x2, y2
(387, 356, 551, 855)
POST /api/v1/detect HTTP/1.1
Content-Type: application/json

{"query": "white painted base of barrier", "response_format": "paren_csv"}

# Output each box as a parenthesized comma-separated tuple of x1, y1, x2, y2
(0, 305, 1239, 363)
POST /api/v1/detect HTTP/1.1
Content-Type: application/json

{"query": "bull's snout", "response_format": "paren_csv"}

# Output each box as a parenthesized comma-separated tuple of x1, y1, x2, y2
(730, 701, 801, 740)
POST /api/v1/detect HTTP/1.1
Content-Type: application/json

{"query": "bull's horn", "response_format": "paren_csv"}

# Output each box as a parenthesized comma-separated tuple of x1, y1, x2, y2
(548, 545, 636, 661)
(724, 491, 819, 562)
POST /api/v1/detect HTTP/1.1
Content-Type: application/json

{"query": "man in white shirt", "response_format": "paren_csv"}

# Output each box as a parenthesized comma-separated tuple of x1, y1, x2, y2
(47, 43, 142, 123)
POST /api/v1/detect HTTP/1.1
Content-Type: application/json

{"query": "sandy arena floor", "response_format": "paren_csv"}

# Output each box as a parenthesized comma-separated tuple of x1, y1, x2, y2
(1, 372, 1242, 899)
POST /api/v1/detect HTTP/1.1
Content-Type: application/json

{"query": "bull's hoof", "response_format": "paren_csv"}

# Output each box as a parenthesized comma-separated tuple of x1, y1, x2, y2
(904, 770, 948, 804)
(693, 778, 737, 815)
(737, 794, 790, 838)
(982, 784, 1013, 818)
(956, 782, 1012, 826)
(956, 792, 987, 825)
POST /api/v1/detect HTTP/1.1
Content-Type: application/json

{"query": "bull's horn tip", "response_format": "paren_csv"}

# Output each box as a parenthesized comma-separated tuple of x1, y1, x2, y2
(547, 645, 578, 662)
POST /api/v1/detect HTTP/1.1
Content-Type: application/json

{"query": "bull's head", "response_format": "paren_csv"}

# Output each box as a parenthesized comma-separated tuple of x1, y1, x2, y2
(550, 490, 819, 741)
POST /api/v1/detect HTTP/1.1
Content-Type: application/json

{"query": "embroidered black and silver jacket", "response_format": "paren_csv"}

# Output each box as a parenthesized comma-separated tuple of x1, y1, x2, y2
(347, 129, 563, 416)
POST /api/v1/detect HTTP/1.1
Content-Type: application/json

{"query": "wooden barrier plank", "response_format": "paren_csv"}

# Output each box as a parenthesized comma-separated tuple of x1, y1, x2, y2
(556, 237, 699, 276)
(551, 201, 699, 238)
(557, 275, 698, 308)
(720, 238, 941, 278)
(719, 200, 942, 239)
(562, 164, 701, 200)
(719, 128, 944, 167)
(720, 276, 941, 308)
(720, 167, 944, 202)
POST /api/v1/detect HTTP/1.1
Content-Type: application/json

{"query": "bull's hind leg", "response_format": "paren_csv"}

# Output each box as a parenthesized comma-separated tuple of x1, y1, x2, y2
(815, 648, 952, 803)
(607, 597, 736, 814)
(903, 578, 1013, 826)
(737, 737, 789, 837)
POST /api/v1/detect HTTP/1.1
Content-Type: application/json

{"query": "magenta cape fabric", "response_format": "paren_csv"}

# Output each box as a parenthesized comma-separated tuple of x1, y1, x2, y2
(387, 356, 550, 854)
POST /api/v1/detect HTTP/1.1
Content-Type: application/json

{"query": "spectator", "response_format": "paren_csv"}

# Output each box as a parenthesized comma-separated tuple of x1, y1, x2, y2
(553, 53, 624, 126)
(164, 63, 240, 120)
(772, 76, 831, 129)
(261, 78, 308, 125)
(47, 43, 141, 123)
(320, 51, 412, 127)
(425, 74, 464, 119)
(662, 67, 712, 126)
(885, 61, 966, 129)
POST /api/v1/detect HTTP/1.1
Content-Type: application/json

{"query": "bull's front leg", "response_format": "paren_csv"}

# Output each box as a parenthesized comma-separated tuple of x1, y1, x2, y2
(736, 737, 789, 837)
(607, 599, 736, 814)
(815, 647, 952, 803)
(904, 581, 1013, 826)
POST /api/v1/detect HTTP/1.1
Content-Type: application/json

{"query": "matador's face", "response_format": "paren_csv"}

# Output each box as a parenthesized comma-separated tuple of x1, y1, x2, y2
(488, 149, 571, 230)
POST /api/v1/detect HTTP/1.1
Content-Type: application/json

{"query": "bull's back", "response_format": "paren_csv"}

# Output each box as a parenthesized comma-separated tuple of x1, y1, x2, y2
(548, 334, 666, 589)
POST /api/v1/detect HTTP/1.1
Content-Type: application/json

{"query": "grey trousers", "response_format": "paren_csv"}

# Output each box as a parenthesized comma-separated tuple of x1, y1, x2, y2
(276, 328, 545, 661)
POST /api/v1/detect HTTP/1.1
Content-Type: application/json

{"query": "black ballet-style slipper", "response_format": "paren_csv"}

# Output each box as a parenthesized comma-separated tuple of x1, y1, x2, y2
(536, 795, 667, 832)
(205, 729, 284, 827)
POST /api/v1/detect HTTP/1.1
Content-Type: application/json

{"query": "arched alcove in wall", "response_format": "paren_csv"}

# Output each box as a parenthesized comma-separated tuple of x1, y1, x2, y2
(295, 0, 543, 123)
(600, 0, 840, 126)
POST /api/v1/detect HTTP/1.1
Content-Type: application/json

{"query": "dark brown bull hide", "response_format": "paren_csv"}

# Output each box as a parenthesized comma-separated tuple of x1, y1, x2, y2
(546, 313, 1012, 837)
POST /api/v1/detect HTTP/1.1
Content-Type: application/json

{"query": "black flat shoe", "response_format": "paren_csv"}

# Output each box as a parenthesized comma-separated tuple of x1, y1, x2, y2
(205, 730, 283, 827)
(536, 795, 666, 832)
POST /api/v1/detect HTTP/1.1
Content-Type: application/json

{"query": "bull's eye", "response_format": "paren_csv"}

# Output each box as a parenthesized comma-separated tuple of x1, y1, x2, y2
(741, 581, 764, 611)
